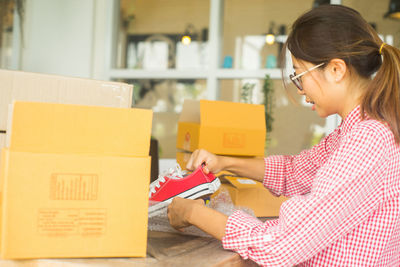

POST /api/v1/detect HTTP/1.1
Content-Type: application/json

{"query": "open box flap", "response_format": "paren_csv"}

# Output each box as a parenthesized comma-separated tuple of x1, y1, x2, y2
(179, 99, 200, 123)
(0, 69, 133, 131)
(8, 102, 153, 157)
(223, 175, 265, 189)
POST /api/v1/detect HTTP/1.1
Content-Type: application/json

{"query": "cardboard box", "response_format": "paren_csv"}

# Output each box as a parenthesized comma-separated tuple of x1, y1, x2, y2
(215, 176, 287, 217)
(0, 102, 152, 259)
(7, 102, 151, 157)
(0, 149, 150, 259)
(176, 100, 266, 157)
(0, 69, 133, 130)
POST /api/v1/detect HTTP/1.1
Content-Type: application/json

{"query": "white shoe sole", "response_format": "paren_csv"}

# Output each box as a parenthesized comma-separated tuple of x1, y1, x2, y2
(148, 177, 221, 217)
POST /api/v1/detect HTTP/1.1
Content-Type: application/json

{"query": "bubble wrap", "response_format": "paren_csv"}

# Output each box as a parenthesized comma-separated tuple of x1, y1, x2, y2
(148, 188, 255, 237)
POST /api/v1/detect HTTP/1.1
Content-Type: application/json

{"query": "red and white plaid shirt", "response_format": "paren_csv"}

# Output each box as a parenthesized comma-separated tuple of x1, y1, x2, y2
(222, 106, 400, 266)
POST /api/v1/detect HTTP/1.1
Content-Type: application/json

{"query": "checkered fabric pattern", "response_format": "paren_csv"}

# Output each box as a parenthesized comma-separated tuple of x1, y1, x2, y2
(222, 106, 400, 266)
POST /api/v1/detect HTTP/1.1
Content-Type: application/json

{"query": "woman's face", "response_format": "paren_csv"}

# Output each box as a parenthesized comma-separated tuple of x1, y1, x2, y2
(291, 57, 342, 118)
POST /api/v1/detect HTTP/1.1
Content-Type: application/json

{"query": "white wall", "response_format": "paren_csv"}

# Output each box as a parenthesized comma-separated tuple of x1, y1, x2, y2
(20, 0, 107, 79)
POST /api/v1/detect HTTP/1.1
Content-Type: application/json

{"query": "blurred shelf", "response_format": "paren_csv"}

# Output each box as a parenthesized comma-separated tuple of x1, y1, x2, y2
(109, 68, 282, 80)
(109, 69, 208, 80)
(216, 68, 282, 79)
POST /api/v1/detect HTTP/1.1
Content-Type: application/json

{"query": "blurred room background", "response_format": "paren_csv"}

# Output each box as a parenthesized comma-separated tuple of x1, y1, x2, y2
(1, 0, 398, 158)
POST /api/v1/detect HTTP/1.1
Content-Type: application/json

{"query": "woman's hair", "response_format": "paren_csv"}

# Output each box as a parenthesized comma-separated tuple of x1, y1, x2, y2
(283, 5, 400, 143)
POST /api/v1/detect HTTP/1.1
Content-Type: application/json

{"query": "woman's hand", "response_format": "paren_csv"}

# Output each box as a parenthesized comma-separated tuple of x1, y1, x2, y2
(186, 149, 224, 174)
(188, 149, 266, 182)
(167, 196, 228, 240)
(167, 197, 205, 231)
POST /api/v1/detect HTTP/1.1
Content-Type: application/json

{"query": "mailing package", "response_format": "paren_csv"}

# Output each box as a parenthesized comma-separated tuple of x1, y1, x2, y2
(215, 176, 287, 217)
(0, 102, 152, 259)
(176, 100, 266, 157)
(0, 69, 133, 130)
(0, 150, 150, 259)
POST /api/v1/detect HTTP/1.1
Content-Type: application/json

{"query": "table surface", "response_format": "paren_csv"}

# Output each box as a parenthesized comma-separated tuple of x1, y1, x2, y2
(0, 231, 258, 267)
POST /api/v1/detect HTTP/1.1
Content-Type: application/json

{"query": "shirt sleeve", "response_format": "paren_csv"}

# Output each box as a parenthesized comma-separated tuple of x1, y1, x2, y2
(222, 123, 389, 266)
(263, 127, 340, 197)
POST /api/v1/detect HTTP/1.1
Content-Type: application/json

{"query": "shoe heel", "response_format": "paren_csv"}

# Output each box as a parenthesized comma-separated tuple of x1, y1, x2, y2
(209, 178, 221, 193)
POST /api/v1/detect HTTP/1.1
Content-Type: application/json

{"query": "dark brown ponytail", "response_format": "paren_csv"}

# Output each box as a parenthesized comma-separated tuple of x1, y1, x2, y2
(361, 44, 400, 143)
(284, 5, 400, 143)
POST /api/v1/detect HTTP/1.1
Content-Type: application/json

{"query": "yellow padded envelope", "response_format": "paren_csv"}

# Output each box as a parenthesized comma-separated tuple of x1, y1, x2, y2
(8, 102, 152, 157)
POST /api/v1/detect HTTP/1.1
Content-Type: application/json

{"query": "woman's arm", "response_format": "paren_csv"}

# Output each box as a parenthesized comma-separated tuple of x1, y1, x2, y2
(175, 124, 390, 266)
(167, 197, 228, 240)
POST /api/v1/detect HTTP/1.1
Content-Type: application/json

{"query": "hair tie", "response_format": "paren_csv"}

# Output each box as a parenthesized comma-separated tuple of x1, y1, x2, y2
(379, 43, 386, 55)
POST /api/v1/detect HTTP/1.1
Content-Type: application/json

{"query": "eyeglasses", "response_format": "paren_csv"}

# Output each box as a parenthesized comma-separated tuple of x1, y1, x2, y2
(289, 63, 325, 91)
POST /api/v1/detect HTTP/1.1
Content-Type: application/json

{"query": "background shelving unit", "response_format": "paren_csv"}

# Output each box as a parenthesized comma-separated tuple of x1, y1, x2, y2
(106, 0, 286, 100)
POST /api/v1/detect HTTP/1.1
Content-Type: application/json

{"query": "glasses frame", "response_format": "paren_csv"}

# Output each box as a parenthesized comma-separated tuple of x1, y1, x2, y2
(289, 62, 325, 91)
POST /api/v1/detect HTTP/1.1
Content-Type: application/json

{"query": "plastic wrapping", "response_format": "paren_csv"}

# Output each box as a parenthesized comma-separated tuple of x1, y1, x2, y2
(148, 188, 255, 237)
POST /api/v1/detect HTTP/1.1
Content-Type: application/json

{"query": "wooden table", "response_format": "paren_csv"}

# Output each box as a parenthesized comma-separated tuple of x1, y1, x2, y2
(0, 231, 258, 267)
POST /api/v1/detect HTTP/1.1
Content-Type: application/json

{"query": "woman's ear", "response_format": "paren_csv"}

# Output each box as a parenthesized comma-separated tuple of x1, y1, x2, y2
(326, 59, 347, 83)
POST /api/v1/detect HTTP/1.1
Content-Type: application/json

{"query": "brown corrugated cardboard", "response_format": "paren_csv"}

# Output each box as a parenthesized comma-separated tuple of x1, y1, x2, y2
(8, 102, 151, 157)
(0, 69, 133, 130)
(0, 102, 152, 259)
(176, 99, 266, 157)
(0, 149, 150, 259)
(214, 176, 287, 217)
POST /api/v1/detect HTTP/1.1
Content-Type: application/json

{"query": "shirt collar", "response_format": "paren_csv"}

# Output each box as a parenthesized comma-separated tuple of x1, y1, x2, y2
(339, 105, 364, 136)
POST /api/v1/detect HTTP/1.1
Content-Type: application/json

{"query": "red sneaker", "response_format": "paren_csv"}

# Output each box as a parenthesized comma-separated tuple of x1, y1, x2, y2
(148, 164, 220, 217)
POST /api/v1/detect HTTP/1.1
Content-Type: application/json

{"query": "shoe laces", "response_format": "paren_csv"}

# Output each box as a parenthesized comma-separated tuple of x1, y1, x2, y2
(149, 164, 187, 197)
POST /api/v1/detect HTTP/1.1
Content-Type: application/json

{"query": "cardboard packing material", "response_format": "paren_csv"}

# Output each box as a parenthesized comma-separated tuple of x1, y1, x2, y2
(176, 99, 266, 157)
(0, 102, 152, 259)
(215, 176, 287, 218)
(0, 69, 133, 130)
(7, 102, 150, 157)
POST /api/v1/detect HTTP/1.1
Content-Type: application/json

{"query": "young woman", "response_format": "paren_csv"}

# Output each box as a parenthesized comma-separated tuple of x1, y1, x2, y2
(167, 5, 400, 266)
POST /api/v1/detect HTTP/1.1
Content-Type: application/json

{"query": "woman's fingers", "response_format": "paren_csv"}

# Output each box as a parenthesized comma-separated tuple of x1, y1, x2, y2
(186, 149, 220, 173)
